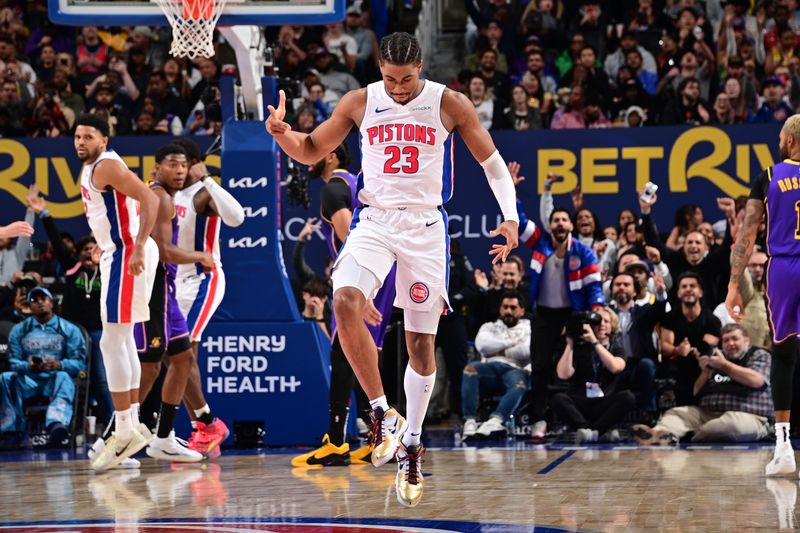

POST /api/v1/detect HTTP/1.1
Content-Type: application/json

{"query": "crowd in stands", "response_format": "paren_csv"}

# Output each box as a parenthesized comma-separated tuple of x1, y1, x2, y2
(0, 0, 786, 447)
(460, 0, 800, 129)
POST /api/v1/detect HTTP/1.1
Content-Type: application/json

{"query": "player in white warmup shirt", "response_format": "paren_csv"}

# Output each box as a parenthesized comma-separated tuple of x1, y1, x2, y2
(172, 138, 244, 459)
(74, 114, 160, 471)
(265, 32, 519, 507)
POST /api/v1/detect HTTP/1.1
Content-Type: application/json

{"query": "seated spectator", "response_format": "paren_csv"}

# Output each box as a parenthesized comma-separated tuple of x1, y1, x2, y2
(462, 291, 531, 440)
(75, 26, 108, 90)
(604, 31, 657, 80)
(464, 30, 509, 76)
(609, 270, 668, 417)
(323, 22, 357, 72)
(0, 287, 86, 448)
(626, 48, 658, 95)
(292, 105, 318, 134)
(477, 48, 511, 108)
(465, 75, 497, 129)
(343, 4, 379, 84)
(519, 71, 553, 119)
(659, 272, 722, 407)
(87, 82, 132, 136)
(552, 306, 634, 442)
(660, 76, 710, 125)
(750, 76, 793, 124)
(562, 45, 611, 105)
(34, 43, 57, 83)
(634, 324, 771, 444)
(710, 91, 738, 124)
(501, 84, 543, 130)
(521, 50, 557, 95)
(306, 82, 332, 123)
(555, 32, 586, 78)
(311, 49, 360, 101)
(583, 93, 610, 128)
(550, 84, 586, 129)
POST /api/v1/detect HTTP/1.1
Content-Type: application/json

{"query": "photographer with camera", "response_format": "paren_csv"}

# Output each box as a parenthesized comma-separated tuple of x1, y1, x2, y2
(552, 306, 634, 443)
(634, 324, 772, 445)
(513, 162, 604, 441)
(659, 272, 722, 407)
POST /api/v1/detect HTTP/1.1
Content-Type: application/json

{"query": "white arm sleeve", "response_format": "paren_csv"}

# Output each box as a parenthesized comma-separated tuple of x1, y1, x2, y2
(480, 150, 519, 223)
(203, 177, 245, 227)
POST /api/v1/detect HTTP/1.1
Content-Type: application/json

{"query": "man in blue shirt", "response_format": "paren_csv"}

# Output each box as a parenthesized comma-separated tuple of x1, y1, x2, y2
(0, 286, 86, 448)
(750, 77, 793, 124)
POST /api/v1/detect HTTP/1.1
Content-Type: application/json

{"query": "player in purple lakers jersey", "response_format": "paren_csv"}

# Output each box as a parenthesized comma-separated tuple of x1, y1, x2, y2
(135, 143, 214, 463)
(727, 114, 800, 476)
(292, 143, 397, 468)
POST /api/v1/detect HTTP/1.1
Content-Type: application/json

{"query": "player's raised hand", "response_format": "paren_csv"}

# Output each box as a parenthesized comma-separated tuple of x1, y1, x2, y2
(265, 90, 291, 136)
(725, 284, 745, 322)
(488, 220, 519, 264)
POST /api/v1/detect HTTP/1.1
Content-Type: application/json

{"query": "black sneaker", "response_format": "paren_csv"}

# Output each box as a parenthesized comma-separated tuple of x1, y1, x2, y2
(48, 423, 70, 448)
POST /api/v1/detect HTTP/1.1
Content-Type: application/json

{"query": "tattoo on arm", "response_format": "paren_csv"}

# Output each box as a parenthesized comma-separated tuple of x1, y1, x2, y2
(730, 200, 764, 283)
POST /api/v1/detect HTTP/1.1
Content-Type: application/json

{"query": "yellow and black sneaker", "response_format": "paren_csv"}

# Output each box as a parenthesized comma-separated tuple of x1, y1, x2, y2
(291, 434, 351, 467)
(349, 442, 373, 465)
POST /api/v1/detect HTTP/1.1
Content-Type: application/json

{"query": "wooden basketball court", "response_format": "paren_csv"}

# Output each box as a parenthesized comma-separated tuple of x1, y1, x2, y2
(0, 439, 793, 532)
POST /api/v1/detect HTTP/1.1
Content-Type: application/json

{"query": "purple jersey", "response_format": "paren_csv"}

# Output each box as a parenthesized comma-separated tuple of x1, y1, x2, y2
(750, 161, 800, 343)
(320, 171, 396, 347)
(750, 161, 800, 257)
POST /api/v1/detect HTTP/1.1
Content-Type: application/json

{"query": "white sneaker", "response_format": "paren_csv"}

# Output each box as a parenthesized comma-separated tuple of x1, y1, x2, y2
(476, 417, 507, 439)
(91, 428, 150, 472)
(575, 428, 598, 444)
(462, 418, 478, 440)
(89, 438, 141, 469)
(766, 445, 797, 476)
(146, 466, 204, 506)
(531, 420, 547, 440)
(356, 417, 369, 438)
(146, 431, 203, 463)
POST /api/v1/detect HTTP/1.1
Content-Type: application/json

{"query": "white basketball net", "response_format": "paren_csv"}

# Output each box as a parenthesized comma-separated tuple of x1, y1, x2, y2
(153, 0, 228, 59)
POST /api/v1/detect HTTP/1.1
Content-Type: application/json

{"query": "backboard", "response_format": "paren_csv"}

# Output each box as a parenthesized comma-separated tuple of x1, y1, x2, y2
(47, 0, 346, 27)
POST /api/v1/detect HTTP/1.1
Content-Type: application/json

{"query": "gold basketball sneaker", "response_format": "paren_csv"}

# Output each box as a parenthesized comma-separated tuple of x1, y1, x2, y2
(370, 407, 407, 467)
(395, 442, 425, 507)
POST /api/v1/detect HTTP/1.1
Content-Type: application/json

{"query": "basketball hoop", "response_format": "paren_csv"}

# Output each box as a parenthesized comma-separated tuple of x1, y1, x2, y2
(153, 0, 227, 59)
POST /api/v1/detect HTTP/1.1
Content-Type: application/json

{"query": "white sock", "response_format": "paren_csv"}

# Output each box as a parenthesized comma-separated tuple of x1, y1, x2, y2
(116, 408, 133, 439)
(131, 403, 140, 427)
(369, 395, 390, 413)
(401, 364, 435, 448)
(194, 404, 211, 418)
(777, 423, 792, 446)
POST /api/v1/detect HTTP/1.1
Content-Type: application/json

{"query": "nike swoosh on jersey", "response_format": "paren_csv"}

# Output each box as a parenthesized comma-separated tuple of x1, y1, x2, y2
(425, 220, 438, 227)
(375, 107, 391, 113)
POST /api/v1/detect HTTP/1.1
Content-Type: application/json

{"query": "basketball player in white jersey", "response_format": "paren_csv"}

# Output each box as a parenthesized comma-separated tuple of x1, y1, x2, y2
(74, 114, 160, 471)
(266, 32, 519, 507)
(172, 138, 244, 459)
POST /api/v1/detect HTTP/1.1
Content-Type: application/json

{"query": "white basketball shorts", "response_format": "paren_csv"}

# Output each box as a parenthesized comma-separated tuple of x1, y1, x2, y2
(100, 237, 158, 324)
(176, 268, 226, 341)
(331, 206, 451, 334)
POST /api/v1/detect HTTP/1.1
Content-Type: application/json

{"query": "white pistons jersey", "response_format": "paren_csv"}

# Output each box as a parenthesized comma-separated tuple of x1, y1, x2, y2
(174, 181, 222, 279)
(358, 80, 454, 209)
(80, 149, 140, 255)
(80, 148, 157, 324)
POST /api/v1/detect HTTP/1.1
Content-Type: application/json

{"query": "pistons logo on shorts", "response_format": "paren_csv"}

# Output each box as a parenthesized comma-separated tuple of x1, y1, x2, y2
(409, 282, 429, 304)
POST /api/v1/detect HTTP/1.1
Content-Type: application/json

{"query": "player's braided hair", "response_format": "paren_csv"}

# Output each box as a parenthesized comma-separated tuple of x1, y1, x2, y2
(379, 32, 421, 66)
